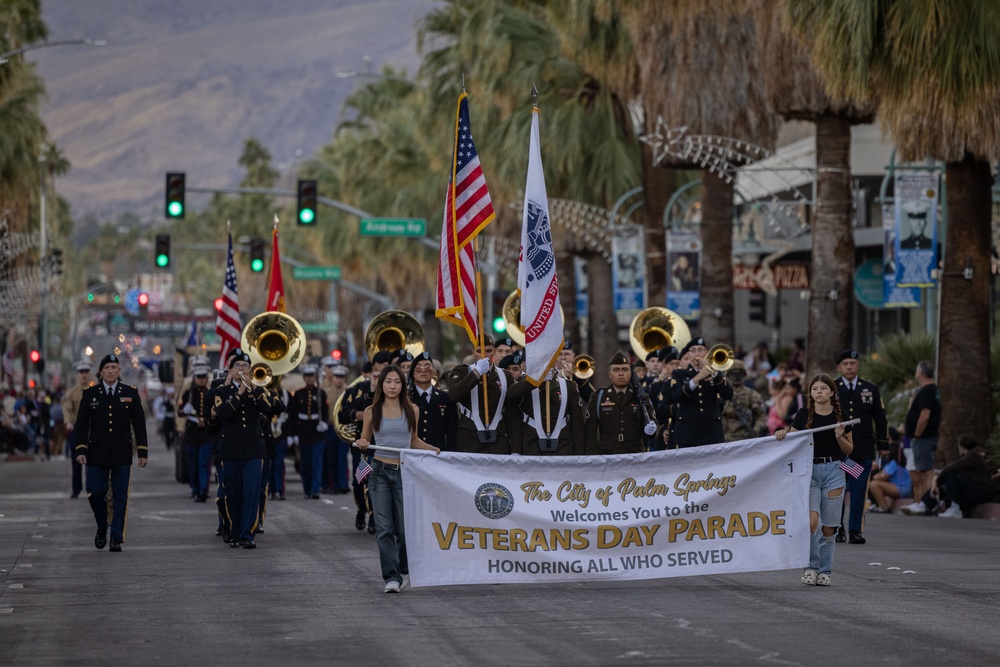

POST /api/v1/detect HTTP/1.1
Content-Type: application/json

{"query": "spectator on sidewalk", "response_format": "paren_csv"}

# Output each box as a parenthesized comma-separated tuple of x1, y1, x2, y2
(868, 429, 911, 513)
(929, 435, 997, 518)
(900, 361, 941, 515)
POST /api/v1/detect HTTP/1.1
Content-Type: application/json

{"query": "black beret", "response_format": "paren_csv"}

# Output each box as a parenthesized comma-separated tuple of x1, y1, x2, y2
(225, 347, 241, 361)
(397, 351, 415, 363)
(414, 351, 434, 365)
(362, 361, 373, 373)
(495, 337, 514, 349)
(562, 340, 573, 351)
(645, 350, 660, 362)
(98, 354, 120, 371)
(836, 349, 859, 365)
(680, 338, 706, 358)
(659, 347, 680, 362)
(609, 351, 630, 366)
(228, 350, 251, 368)
(498, 353, 523, 369)
(373, 351, 393, 365)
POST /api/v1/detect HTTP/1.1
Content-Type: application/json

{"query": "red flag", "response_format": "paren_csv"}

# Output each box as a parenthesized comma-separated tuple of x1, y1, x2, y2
(435, 93, 496, 344)
(267, 221, 286, 313)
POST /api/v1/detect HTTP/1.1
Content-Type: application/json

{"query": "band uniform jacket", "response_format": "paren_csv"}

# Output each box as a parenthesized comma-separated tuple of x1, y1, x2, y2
(262, 391, 286, 459)
(338, 380, 373, 443)
(444, 364, 516, 455)
(574, 376, 595, 403)
(74, 383, 148, 466)
(669, 366, 733, 447)
(178, 384, 213, 446)
(214, 383, 270, 460)
(287, 386, 329, 445)
(653, 377, 675, 447)
(584, 385, 655, 455)
(410, 385, 457, 452)
(836, 376, 888, 461)
(508, 378, 585, 456)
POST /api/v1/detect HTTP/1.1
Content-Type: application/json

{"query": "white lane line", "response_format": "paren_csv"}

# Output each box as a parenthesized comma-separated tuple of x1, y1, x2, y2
(8, 583, 24, 589)
(0, 607, 13, 613)
(321, 499, 335, 505)
(17, 564, 32, 568)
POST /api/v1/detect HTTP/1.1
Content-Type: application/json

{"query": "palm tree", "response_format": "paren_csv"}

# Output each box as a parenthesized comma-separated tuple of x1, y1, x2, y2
(623, 1, 778, 345)
(751, 1, 875, 376)
(786, 0, 1000, 463)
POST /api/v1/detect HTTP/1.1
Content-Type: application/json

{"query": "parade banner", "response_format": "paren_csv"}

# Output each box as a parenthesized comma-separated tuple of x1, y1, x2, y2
(894, 170, 940, 288)
(666, 230, 701, 320)
(882, 205, 921, 308)
(612, 225, 647, 311)
(403, 433, 812, 587)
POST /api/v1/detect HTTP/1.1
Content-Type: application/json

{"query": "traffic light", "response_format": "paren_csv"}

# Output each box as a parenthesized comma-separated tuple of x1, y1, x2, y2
(138, 292, 149, 317)
(155, 234, 171, 268)
(331, 349, 342, 362)
(249, 237, 265, 272)
(214, 297, 224, 311)
(748, 289, 766, 323)
(491, 290, 508, 334)
(165, 172, 186, 218)
(30, 349, 44, 373)
(297, 179, 317, 225)
(50, 248, 63, 276)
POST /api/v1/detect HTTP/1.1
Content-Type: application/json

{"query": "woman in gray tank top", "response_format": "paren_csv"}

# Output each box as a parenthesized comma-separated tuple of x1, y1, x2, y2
(356, 365, 440, 593)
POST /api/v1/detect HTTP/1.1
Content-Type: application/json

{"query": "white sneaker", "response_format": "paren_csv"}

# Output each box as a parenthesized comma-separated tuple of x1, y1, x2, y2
(383, 580, 401, 593)
(938, 504, 963, 518)
(801, 569, 817, 586)
(900, 500, 927, 516)
(816, 573, 831, 586)
(401, 574, 410, 590)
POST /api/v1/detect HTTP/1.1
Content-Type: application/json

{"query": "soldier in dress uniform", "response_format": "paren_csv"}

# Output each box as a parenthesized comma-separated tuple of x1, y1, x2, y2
(650, 347, 679, 451)
(286, 364, 329, 499)
(408, 351, 457, 451)
(205, 369, 232, 541)
(320, 358, 351, 494)
(178, 364, 213, 502)
(509, 364, 585, 456)
(721, 360, 767, 442)
(669, 338, 733, 448)
(584, 351, 656, 455)
(498, 352, 524, 381)
(62, 360, 94, 498)
(444, 335, 516, 455)
(392, 350, 415, 375)
(560, 340, 595, 402)
(74, 354, 148, 552)
(213, 349, 271, 549)
(257, 377, 286, 534)
(340, 351, 390, 532)
(641, 350, 663, 393)
(493, 337, 515, 367)
(834, 349, 888, 545)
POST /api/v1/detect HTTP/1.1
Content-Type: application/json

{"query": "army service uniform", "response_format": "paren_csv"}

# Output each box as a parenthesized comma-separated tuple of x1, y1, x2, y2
(584, 385, 655, 455)
(510, 377, 585, 456)
(669, 365, 733, 447)
(445, 364, 516, 455)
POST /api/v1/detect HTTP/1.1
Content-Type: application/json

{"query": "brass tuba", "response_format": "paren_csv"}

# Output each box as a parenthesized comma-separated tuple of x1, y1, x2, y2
(705, 344, 735, 373)
(628, 307, 692, 360)
(501, 290, 565, 347)
(240, 312, 307, 376)
(572, 354, 595, 380)
(332, 375, 367, 442)
(364, 310, 425, 359)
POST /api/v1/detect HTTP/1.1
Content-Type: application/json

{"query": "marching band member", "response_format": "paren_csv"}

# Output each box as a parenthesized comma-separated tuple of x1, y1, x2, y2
(257, 376, 286, 534)
(584, 351, 656, 455)
(178, 364, 213, 502)
(669, 338, 733, 448)
(286, 364, 329, 499)
(444, 335, 516, 455)
(408, 351, 457, 452)
(321, 358, 351, 494)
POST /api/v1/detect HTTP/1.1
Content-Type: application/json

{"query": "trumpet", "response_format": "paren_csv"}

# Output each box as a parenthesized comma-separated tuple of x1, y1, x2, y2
(704, 344, 735, 374)
(572, 354, 595, 380)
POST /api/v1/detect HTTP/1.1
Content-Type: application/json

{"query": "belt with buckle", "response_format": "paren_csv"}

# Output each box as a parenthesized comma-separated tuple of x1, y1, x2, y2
(374, 458, 401, 470)
(813, 456, 837, 464)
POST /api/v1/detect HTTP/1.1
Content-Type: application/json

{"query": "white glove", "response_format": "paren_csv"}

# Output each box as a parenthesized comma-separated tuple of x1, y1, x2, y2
(183, 403, 196, 416)
(316, 421, 328, 433)
(473, 358, 491, 376)
(289, 436, 299, 446)
(643, 421, 657, 436)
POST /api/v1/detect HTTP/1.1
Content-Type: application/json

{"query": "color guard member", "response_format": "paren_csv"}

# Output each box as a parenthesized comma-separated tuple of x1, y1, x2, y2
(509, 365, 585, 456)
(444, 335, 515, 454)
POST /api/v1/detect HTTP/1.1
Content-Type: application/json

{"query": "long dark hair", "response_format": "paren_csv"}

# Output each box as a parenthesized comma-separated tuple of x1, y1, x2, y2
(371, 365, 416, 435)
(804, 373, 843, 429)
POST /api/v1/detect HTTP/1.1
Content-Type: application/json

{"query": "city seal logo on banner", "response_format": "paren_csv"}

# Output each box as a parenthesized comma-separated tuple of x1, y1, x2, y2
(475, 482, 515, 519)
(524, 201, 554, 282)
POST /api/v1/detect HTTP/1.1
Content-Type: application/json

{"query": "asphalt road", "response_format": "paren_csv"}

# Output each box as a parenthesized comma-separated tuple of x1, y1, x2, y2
(3, 430, 999, 666)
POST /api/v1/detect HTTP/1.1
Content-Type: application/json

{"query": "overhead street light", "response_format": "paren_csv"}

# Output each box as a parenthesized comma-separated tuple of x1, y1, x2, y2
(0, 38, 107, 64)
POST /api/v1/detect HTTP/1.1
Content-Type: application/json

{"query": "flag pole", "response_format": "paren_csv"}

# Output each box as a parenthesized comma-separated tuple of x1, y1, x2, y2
(473, 235, 490, 425)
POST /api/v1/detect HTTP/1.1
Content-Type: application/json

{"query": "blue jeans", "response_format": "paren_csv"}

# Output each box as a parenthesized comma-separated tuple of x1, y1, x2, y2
(809, 461, 846, 575)
(368, 461, 407, 584)
(300, 440, 325, 496)
(222, 459, 262, 542)
(86, 464, 131, 543)
(270, 436, 288, 495)
(197, 443, 214, 496)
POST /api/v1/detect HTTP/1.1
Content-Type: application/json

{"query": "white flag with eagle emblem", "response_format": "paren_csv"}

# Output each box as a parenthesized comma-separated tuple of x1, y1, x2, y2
(518, 105, 564, 385)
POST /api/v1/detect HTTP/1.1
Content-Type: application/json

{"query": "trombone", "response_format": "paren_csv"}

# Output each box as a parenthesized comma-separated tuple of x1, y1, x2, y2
(704, 344, 735, 374)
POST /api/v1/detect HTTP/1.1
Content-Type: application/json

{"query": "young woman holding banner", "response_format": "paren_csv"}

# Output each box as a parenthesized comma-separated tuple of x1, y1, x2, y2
(775, 374, 853, 587)
(355, 365, 440, 593)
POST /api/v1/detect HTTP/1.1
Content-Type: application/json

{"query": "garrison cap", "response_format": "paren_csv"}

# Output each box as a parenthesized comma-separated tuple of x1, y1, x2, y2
(609, 351, 630, 366)
(480, 334, 495, 348)
(74, 361, 92, 372)
(836, 349, 859, 365)
(98, 354, 120, 372)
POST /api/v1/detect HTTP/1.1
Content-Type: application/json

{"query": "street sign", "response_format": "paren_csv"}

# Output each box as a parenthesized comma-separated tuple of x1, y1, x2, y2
(292, 266, 341, 281)
(360, 218, 426, 237)
(301, 321, 338, 333)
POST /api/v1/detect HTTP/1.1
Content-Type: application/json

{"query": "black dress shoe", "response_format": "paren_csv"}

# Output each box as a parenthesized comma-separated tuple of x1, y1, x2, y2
(229, 538, 242, 548)
(367, 515, 376, 534)
(835, 527, 847, 543)
(109, 542, 122, 552)
(355, 510, 366, 530)
(310, 493, 321, 499)
(215, 528, 223, 537)
(254, 527, 264, 534)
(278, 494, 286, 501)
(95, 532, 107, 550)
(71, 492, 80, 499)
(849, 531, 866, 545)
(242, 540, 256, 549)
(222, 531, 231, 544)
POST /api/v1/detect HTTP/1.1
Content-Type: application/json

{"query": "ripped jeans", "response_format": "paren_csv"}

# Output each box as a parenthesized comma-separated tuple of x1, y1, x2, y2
(809, 461, 846, 575)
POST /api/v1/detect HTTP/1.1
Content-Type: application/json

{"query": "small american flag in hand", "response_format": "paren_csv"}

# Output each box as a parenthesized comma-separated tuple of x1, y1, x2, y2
(839, 459, 866, 479)
(355, 458, 372, 485)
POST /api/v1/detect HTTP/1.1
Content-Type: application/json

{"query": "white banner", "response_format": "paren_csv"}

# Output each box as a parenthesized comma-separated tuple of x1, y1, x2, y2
(403, 432, 813, 587)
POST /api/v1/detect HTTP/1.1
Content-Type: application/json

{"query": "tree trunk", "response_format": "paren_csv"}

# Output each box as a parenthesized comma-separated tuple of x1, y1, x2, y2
(698, 173, 734, 344)
(937, 157, 993, 465)
(556, 250, 578, 348)
(641, 139, 676, 307)
(806, 114, 854, 378)
(587, 255, 617, 366)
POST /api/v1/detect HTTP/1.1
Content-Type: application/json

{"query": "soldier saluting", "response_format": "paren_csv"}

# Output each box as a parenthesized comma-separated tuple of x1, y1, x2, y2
(74, 354, 148, 553)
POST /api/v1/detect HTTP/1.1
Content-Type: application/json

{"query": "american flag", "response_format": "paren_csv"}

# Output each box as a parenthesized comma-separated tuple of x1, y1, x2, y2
(839, 459, 866, 479)
(436, 93, 496, 344)
(215, 233, 241, 369)
(1, 348, 13, 383)
(354, 457, 372, 485)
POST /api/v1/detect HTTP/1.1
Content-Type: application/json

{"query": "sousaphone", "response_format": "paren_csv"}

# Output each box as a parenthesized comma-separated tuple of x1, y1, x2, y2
(628, 307, 692, 360)
(364, 310, 425, 358)
(501, 290, 565, 347)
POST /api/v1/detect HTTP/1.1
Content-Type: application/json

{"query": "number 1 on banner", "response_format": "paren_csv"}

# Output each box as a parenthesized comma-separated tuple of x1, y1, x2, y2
(787, 461, 794, 473)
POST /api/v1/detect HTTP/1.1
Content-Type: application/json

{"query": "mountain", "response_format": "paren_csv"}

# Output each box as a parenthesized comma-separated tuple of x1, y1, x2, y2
(32, 0, 433, 220)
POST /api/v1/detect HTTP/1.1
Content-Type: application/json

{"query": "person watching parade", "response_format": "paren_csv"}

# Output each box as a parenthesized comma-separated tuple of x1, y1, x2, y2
(74, 354, 148, 553)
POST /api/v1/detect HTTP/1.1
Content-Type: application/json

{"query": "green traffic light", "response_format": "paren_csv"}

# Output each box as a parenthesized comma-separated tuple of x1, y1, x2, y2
(114, 295, 121, 304)
(156, 254, 170, 267)
(492, 317, 506, 333)
(167, 201, 184, 217)
(298, 208, 315, 224)
(251, 258, 264, 272)
(87, 293, 94, 302)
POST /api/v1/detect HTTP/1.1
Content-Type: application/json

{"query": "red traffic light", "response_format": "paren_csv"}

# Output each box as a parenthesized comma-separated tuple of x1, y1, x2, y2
(331, 349, 342, 361)
(29, 349, 41, 363)
(214, 298, 224, 311)
(138, 292, 150, 306)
